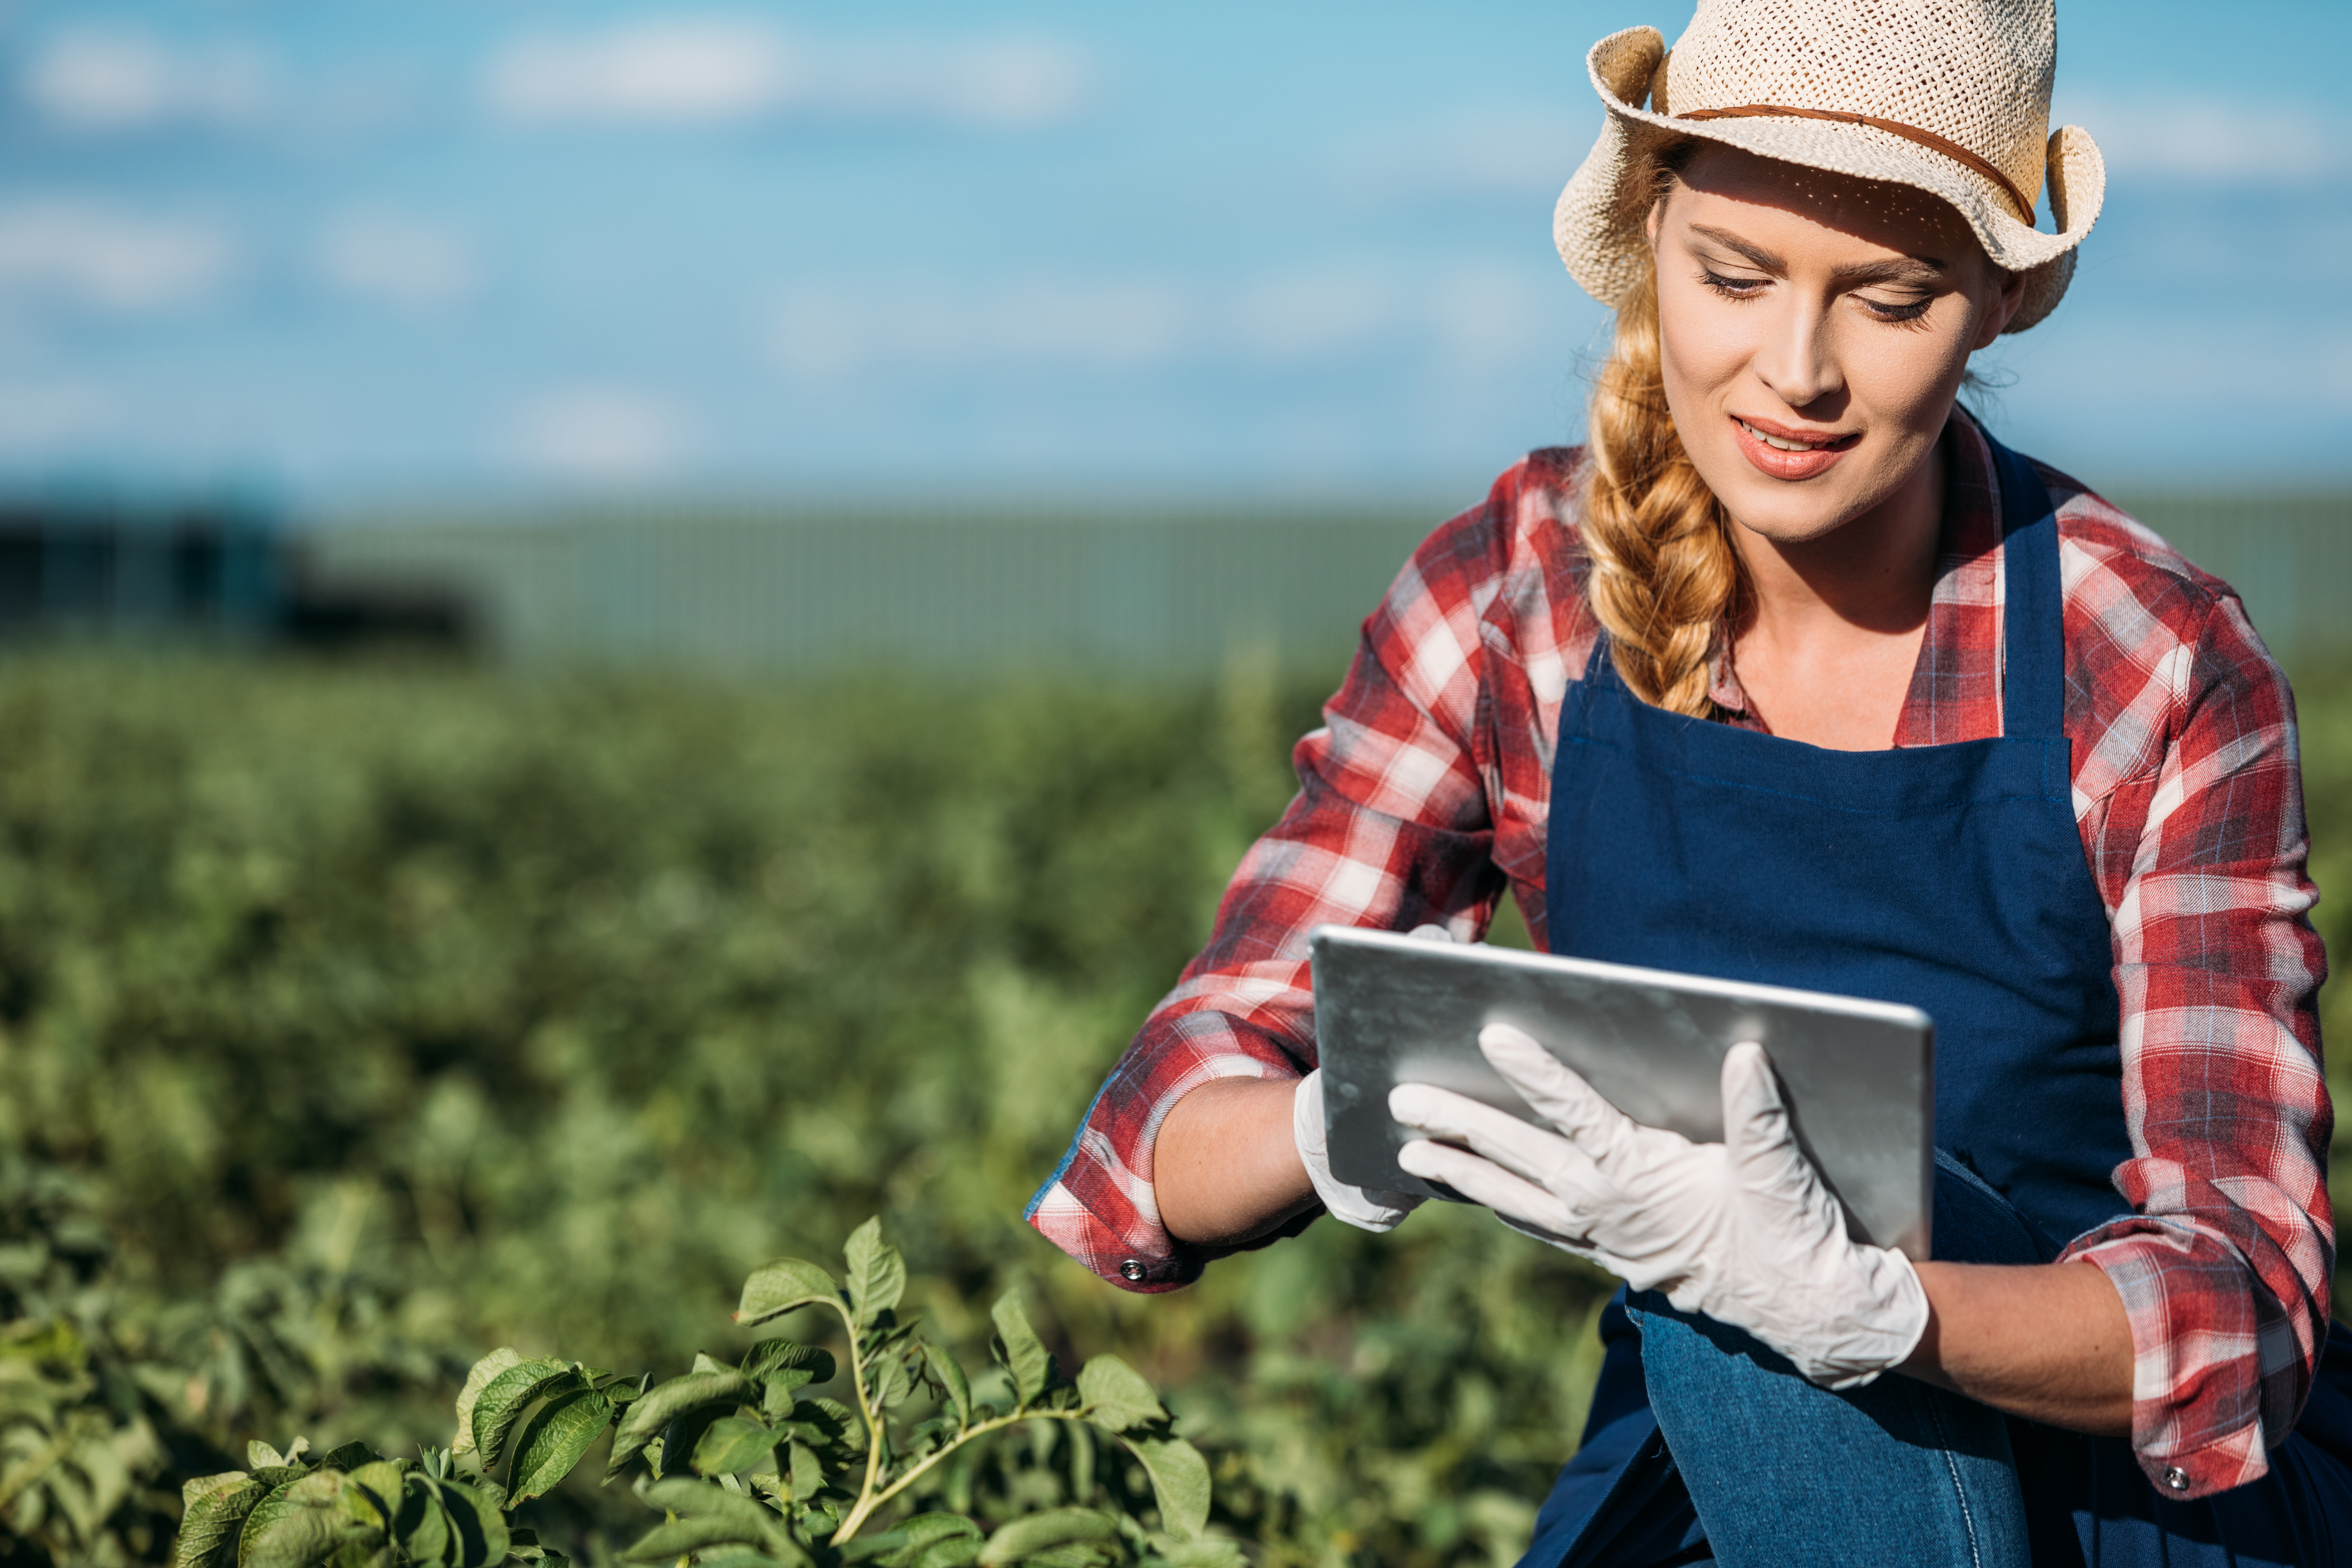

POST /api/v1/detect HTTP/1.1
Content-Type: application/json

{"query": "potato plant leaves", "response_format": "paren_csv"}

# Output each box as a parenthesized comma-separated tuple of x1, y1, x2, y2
(989, 1290, 1055, 1408)
(470, 1359, 579, 1469)
(176, 1219, 1218, 1568)
(691, 1415, 778, 1477)
(449, 1350, 524, 1457)
(734, 1260, 839, 1327)
(506, 1386, 615, 1500)
(1075, 1356, 1163, 1434)
(922, 1341, 972, 1428)
(174, 1474, 268, 1568)
(606, 1367, 760, 1478)
(844, 1217, 907, 1328)
(976, 1508, 1119, 1566)
(1122, 1437, 1211, 1541)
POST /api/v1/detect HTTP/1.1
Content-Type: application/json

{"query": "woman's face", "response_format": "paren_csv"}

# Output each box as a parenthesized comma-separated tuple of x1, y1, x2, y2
(1648, 145, 2026, 545)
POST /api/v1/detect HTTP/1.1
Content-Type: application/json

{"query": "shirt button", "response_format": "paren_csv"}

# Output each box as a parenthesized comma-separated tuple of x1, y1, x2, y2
(1118, 1259, 1147, 1282)
(2163, 1466, 2191, 1492)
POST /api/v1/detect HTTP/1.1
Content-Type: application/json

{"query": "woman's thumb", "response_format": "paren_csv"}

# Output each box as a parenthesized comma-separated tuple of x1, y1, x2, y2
(1721, 1043, 1804, 1182)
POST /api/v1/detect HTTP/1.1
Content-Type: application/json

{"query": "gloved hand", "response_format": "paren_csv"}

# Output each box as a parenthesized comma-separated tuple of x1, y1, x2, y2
(1389, 1024, 1928, 1389)
(1294, 1069, 1422, 1232)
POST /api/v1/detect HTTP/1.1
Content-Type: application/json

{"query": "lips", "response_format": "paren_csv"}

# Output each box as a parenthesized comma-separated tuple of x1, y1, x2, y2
(1729, 414, 1860, 481)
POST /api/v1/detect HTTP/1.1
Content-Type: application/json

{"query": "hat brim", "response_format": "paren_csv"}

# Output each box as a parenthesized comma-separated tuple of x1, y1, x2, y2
(1554, 27, 2104, 333)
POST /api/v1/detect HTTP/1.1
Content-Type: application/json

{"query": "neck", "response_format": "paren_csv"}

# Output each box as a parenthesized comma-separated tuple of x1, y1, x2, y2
(1731, 437, 1946, 643)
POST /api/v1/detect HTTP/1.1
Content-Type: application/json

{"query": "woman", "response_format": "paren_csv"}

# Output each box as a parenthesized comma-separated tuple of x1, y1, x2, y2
(1029, 1, 2350, 1562)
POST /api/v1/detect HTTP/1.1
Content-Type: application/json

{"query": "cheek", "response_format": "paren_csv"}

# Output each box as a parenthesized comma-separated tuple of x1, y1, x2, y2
(1654, 278, 1750, 403)
(1836, 303, 1982, 429)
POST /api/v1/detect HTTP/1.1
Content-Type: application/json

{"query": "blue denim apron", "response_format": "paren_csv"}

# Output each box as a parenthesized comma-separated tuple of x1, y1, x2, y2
(1521, 436, 2352, 1566)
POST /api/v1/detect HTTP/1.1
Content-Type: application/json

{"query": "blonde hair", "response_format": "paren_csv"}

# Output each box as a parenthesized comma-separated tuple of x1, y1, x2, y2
(1579, 141, 1743, 719)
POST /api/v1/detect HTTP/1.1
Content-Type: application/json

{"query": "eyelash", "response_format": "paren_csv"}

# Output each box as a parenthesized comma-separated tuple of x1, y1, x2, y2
(1697, 268, 1935, 325)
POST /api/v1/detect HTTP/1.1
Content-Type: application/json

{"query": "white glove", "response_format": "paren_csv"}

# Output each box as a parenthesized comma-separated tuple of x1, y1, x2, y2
(1294, 1069, 1423, 1233)
(1389, 1024, 1928, 1388)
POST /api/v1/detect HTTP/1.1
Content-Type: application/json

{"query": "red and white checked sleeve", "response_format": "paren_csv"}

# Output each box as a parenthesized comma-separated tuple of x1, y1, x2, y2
(2051, 489, 2334, 1499)
(1022, 461, 1574, 1289)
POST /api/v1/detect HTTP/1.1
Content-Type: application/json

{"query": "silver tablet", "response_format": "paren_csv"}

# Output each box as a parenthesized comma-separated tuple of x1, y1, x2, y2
(1310, 925, 1937, 1258)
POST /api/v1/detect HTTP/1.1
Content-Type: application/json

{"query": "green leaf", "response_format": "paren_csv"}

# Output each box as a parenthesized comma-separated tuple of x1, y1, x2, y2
(248, 1443, 287, 1471)
(176, 1474, 267, 1568)
(976, 1508, 1118, 1566)
(238, 1480, 307, 1568)
(839, 1513, 983, 1566)
(471, 1359, 581, 1469)
(905, 1542, 985, 1568)
(843, 1217, 907, 1328)
(787, 1440, 824, 1500)
(606, 1368, 758, 1478)
(391, 1483, 451, 1568)
(742, 1341, 835, 1383)
(922, 1342, 972, 1428)
(507, 1386, 615, 1500)
(871, 1352, 913, 1409)
(1121, 1437, 1210, 1540)
(1074, 1356, 1163, 1434)
(450, 1350, 524, 1457)
(241, 1471, 360, 1568)
(316, 1442, 380, 1474)
(338, 1463, 408, 1532)
(627, 1477, 803, 1563)
(692, 1416, 778, 1477)
(734, 1259, 841, 1327)
(435, 1481, 511, 1568)
(990, 1290, 1054, 1408)
(1150, 1539, 1245, 1568)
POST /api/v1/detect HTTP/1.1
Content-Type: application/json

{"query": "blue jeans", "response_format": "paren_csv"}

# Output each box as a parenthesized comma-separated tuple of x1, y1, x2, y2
(1625, 1151, 2049, 1567)
(1590, 1154, 2352, 1568)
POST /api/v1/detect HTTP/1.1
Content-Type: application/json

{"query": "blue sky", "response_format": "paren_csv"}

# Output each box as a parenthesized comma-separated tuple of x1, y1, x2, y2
(0, 0, 2346, 509)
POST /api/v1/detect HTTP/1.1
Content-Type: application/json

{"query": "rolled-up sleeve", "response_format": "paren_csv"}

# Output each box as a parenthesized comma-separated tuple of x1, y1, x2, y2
(1025, 480, 1526, 1290)
(2059, 588, 2334, 1497)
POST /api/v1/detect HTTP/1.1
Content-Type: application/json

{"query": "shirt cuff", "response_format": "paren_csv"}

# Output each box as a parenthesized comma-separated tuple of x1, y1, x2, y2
(2063, 1220, 2288, 1499)
(1027, 1012, 1301, 1292)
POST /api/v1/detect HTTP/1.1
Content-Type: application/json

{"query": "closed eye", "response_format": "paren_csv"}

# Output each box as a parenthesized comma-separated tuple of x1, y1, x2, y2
(1699, 267, 1768, 300)
(1861, 293, 1934, 324)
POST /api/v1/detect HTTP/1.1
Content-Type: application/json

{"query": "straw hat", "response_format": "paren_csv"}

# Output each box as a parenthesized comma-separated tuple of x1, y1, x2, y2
(1555, 0, 2105, 332)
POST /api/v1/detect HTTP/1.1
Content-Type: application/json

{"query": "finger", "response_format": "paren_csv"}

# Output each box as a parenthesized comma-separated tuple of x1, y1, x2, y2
(1720, 1043, 1828, 1211)
(1388, 1083, 1590, 1191)
(1395, 1139, 1570, 1236)
(1291, 1070, 1327, 1160)
(1478, 1023, 1637, 1159)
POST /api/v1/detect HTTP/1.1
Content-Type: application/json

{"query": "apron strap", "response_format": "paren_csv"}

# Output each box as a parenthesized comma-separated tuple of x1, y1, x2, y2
(1984, 432, 2064, 741)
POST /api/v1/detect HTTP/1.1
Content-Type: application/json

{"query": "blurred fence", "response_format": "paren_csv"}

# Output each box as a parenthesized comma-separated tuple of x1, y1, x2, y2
(301, 490, 2350, 677)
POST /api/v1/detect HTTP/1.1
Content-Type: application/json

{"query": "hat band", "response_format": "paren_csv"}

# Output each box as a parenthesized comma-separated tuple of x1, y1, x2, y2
(1676, 105, 2035, 224)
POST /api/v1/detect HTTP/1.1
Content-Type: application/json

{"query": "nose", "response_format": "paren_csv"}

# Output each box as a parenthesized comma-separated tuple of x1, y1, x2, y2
(1751, 295, 1844, 411)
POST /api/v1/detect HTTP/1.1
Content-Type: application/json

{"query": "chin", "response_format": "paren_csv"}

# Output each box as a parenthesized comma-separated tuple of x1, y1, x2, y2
(1687, 449, 1875, 543)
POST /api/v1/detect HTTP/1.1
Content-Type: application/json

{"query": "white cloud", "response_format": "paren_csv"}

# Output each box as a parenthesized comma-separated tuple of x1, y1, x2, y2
(0, 202, 235, 312)
(484, 17, 1089, 129)
(507, 387, 687, 482)
(2053, 92, 2352, 184)
(21, 28, 271, 134)
(316, 210, 478, 312)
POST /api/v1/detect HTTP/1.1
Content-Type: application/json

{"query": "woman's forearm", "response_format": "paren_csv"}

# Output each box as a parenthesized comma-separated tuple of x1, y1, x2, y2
(1901, 1260, 2133, 1436)
(1155, 1077, 1317, 1245)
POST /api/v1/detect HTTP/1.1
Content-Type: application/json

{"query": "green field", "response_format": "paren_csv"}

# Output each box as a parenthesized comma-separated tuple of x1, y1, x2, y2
(0, 650, 2346, 1567)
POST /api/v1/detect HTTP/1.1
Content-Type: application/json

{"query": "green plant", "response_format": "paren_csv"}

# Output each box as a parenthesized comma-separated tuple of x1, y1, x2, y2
(3, 648, 2345, 1568)
(170, 1221, 1234, 1568)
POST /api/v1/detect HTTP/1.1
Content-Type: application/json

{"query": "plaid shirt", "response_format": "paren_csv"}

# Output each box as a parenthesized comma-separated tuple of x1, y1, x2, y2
(1027, 412, 2333, 1500)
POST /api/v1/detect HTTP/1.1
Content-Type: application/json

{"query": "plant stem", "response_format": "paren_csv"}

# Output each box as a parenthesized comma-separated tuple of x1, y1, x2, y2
(832, 1408, 1093, 1543)
(831, 1299, 888, 1542)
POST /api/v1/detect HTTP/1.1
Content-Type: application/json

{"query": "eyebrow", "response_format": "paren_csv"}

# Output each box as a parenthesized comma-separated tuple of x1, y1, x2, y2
(1686, 224, 1947, 284)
